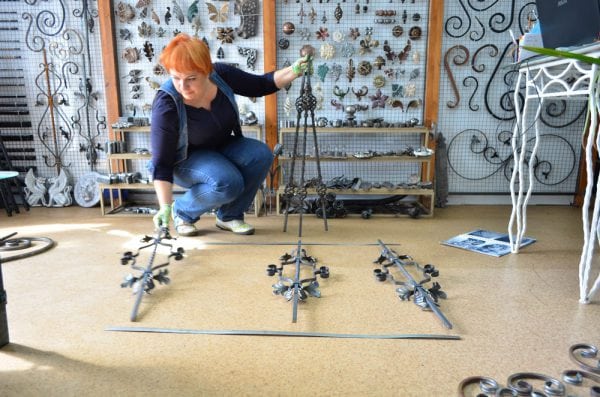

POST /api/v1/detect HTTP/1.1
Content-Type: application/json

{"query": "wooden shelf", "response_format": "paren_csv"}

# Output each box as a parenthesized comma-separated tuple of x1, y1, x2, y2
(101, 124, 264, 216)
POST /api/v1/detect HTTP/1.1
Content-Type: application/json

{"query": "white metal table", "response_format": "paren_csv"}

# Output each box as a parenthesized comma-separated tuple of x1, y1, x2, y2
(510, 43, 600, 303)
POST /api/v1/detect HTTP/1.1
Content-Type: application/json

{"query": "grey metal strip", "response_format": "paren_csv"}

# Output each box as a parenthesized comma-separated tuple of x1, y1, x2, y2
(106, 326, 461, 340)
(200, 242, 401, 247)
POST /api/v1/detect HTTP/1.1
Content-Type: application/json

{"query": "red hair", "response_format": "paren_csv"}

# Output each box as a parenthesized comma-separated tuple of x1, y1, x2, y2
(159, 33, 213, 75)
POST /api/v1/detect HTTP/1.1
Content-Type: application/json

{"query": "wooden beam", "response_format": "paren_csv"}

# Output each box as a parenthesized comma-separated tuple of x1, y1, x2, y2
(97, 0, 121, 138)
(263, 0, 278, 150)
(424, 0, 444, 131)
(422, 0, 444, 183)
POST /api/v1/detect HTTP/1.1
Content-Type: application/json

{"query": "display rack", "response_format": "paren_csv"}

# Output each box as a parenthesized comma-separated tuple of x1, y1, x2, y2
(275, 126, 434, 217)
(100, 124, 264, 216)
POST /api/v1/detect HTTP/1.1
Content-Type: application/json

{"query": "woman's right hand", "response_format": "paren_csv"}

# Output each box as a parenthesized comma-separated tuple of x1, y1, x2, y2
(153, 203, 172, 229)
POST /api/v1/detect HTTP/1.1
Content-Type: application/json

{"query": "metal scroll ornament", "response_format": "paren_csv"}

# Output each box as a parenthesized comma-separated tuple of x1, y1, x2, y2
(459, 343, 600, 396)
(282, 45, 329, 237)
(266, 240, 330, 323)
(120, 228, 185, 321)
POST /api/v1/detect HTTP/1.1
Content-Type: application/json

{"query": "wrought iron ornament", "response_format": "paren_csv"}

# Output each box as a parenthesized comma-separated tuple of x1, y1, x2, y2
(459, 343, 600, 396)
(120, 228, 185, 321)
(282, 45, 329, 236)
(373, 240, 452, 329)
(266, 240, 330, 323)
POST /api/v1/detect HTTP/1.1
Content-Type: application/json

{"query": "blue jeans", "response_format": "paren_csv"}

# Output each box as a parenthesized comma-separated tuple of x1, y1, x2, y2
(171, 137, 273, 223)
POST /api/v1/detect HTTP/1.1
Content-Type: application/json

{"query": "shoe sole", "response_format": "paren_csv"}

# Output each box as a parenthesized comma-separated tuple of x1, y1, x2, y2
(216, 224, 255, 235)
(176, 227, 199, 237)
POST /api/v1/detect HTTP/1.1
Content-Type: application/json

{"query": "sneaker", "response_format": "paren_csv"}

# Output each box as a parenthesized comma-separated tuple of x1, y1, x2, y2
(172, 213, 199, 236)
(216, 218, 255, 235)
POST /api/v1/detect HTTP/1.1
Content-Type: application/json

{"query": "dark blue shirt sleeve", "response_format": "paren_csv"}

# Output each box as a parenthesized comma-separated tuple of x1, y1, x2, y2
(213, 63, 279, 97)
(150, 90, 179, 183)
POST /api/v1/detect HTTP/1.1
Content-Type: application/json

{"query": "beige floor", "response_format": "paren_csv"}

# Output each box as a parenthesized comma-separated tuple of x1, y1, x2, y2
(0, 205, 598, 396)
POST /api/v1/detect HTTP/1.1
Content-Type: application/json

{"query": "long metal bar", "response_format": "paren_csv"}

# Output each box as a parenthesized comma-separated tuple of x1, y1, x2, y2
(105, 326, 461, 340)
(203, 242, 401, 246)
(292, 240, 302, 323)
(377, 239, 453, 329)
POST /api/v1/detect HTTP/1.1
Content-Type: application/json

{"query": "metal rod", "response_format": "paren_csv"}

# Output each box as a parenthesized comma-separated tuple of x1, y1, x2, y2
(105, 326, 461, 340)
(292, 239, 302, 323)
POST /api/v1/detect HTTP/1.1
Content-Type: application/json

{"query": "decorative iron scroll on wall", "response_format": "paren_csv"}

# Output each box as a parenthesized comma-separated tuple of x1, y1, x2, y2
(440, 0, 584, 195)
(446, 128, 577, 186)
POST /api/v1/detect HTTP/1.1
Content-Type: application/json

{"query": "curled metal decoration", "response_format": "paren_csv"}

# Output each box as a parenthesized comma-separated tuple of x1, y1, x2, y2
(540, 100, 587, 129)
(460, 344, 600, 396)
(22, 0, 67, 52)
(488, 0, 515, 33)
(462, 76, 479, 111)
(447, 129, 577, 186)
(48, 28, 83, 60)
(22, 12, 46, 52)
(484, 42, 520, 121)
(469, 16, 485, 42)
(569, 343, 600, 374)
(73, 0, 99, 33)
(458, 376, 500, 396)
(472, 44, 499, 73)
(562, 369, 600, 387)
(466, 0, 500, 12)
(443, 45, 470, 109)
(35, 60, 73, 171)
(518, 2, 538, 35)
(61, 61, 79, 89)
(506, 372, 565, 396)
(444, 0, 471, 39)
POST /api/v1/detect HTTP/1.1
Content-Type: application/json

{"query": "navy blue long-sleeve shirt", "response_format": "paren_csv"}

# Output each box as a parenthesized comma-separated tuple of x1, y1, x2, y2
(150, 63, 278, 183)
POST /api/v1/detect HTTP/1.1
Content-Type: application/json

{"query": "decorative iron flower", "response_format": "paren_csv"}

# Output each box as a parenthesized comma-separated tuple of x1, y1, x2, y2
(369, 89, 388, 109)
(316, 27, 329, 41)
(348, 27, 360, 40)
(298, 27, 311, 40)
(217, 27, 235, 44)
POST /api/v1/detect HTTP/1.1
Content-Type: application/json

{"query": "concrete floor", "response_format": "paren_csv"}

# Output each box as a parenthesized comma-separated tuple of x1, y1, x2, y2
(0, 205, 598, 396)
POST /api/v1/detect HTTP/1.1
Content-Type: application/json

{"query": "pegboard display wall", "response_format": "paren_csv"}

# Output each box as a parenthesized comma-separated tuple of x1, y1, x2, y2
(113, 0, 266, 126)
(0, 0, 109, 181)
(0, 0, 587, 208)
(274, 0, 431, 188)
(275, 0, 429, 128)
(438, 0, 584, 195)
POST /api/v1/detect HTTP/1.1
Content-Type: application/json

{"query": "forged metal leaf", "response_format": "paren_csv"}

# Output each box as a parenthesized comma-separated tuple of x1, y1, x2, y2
(305, 282, 321, 298)
(272, 282, 288, 296)
(284, 288, 294, 301)
(396, 286, 412, 300)
(298, 288, 308, 301)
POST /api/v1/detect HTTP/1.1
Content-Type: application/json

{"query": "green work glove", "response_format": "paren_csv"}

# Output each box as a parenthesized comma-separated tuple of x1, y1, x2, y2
(291, 55, 312, 76)
(153, 203, 172, 229)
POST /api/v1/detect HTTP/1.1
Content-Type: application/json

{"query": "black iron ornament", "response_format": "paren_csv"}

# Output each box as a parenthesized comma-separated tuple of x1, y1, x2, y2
(266, 240, 330, 323)
(120, 228, 185, 321)
(373, 240, 452, 329)
(282, 45, 329, 236)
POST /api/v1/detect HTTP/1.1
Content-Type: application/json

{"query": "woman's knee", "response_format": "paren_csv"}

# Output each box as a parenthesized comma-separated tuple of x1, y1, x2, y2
(209, 174, 244, 201)
(253, 142, 274, 169)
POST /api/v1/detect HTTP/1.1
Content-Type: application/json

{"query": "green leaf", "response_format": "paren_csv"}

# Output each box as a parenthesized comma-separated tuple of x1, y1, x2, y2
(521, 46, 600, 65)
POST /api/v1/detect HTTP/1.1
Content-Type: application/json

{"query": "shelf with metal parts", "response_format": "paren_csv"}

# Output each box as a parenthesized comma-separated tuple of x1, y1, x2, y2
(275, 125, 434, 218)
(99, 124, 264, 216)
